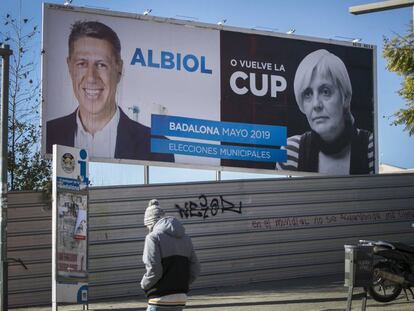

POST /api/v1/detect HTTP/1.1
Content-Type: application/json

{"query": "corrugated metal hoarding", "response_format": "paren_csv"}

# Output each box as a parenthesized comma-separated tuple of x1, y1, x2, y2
(42, 4, 376, 175)
(8, 173, 414, 307)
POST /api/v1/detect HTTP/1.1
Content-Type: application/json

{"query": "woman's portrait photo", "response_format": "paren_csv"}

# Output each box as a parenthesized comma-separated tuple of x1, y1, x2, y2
(276, 49, 374, 175)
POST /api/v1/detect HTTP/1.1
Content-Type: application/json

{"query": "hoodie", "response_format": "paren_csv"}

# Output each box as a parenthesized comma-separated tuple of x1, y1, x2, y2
(141, 216, 200, 298)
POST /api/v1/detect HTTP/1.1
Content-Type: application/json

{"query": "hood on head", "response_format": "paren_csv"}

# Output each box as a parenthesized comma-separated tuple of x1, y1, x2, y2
(153, 216, 185, 238)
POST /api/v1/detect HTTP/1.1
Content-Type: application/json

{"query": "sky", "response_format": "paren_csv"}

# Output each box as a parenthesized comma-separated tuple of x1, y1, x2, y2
(1, 0, 413, 186)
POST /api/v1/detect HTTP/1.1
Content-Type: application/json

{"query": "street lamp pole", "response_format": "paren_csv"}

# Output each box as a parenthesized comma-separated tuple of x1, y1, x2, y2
(0, 44, 12, 311)
(349, 0, 414, 31)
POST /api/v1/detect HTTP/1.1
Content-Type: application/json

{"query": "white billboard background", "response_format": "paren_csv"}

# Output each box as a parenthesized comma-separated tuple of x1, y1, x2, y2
(42, 7, 221, 166)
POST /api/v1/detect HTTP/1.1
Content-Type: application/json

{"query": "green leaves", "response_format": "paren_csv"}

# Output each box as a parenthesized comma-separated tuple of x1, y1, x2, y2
(383, 26, 414, 136)
(7, 122, 51, 191)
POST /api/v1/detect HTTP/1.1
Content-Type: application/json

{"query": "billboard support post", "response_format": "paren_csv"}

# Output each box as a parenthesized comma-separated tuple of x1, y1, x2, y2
(0, 44, 12, 311)
(144, 166, 149, 184)
(216, 171, 221, 181)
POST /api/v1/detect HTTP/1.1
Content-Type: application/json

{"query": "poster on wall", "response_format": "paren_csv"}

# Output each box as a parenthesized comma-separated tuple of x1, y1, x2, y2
(57, 192, 87, 278)
(52, 144, 89, 306)
(42, 4, 376, 175)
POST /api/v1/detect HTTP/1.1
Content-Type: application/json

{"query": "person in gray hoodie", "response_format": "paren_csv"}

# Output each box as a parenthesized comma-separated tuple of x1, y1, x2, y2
(141, 199, 200, 311)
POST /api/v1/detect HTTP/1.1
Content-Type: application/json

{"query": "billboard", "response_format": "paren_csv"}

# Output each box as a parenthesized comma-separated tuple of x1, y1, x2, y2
(42, 4, 376, 175)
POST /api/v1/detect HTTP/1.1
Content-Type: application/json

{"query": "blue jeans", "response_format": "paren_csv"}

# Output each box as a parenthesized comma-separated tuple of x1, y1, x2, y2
(146, 305, 184, 311)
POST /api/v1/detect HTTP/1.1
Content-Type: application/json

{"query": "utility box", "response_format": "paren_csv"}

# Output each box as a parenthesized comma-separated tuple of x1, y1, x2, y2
(344, 244, 374, 287)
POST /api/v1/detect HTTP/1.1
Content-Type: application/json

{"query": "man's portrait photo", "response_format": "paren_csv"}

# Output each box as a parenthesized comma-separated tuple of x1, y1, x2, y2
(45, 20, 174, 163)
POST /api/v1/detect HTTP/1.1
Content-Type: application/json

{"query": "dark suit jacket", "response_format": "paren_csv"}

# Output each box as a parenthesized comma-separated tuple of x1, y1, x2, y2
(46, 108, 174, 163)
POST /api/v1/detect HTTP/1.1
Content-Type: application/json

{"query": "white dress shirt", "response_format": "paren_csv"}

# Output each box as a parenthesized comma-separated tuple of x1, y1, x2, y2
(74, 107, 120, 158)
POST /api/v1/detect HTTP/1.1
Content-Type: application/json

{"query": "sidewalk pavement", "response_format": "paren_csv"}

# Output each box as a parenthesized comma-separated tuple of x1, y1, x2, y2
(11, 275, 414, 311)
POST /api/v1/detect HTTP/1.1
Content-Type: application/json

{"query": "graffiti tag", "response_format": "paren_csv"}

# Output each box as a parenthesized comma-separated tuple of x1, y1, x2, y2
(175, 194, 242, 219)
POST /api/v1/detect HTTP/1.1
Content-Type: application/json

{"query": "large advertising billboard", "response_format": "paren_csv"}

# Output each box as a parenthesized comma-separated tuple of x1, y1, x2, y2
(42, 4, 376, 175)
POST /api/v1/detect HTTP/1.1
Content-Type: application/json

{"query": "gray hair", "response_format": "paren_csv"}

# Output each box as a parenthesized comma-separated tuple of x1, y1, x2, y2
(293, 49, 353, 119)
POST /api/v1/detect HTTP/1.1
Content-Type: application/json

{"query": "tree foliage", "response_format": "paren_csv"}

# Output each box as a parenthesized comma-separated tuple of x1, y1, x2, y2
(383, 26, 414, 136)
(1, 14, 51, 191)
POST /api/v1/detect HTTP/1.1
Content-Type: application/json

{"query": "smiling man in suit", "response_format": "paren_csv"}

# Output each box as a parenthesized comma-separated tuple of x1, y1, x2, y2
(46, 20, 173, 163)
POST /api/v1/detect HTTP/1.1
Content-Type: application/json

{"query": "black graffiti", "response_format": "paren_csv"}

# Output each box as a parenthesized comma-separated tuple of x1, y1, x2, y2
(175, 194, 242, 219)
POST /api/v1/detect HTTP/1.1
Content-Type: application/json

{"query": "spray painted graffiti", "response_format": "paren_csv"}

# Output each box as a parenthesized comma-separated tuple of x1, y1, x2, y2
(175, 194, 242, 219)
(249, 209, 414, 231)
